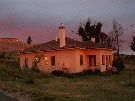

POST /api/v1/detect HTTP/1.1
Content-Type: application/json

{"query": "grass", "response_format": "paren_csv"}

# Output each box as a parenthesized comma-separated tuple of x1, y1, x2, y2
(0, 62, 135, 101)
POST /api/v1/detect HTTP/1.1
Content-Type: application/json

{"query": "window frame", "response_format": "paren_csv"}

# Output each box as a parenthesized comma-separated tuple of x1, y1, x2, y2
(44, 56, 48, 65)
(51, 56, 55, 66)
(25, 58, 28, 67)
(80, 55, 83, 66)
(89, 55, 96, 66)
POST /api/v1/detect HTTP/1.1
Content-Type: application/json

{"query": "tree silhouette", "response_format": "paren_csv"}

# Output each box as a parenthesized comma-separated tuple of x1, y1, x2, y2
(27, 36, 32, 44)
(77, 19, 104, 43)
(108, 20, 124, 57)
(130, 36, 135, 52)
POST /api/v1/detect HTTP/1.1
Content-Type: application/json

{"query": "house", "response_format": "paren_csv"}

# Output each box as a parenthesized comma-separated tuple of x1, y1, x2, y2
(0, 38, 19, 42)
(19, 24, 113, 73)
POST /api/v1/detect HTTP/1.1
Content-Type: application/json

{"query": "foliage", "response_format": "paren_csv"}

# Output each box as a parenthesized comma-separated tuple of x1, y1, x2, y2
(77, 19, 106, 43)
(52, 69, 101, 78)
(24, 71, 35, 85)
(112, 57, 125, 71)
(31, 54, 44, 72)
(128, 70, 135, 87)
(93, 68, 101, 74)
(52, 70, 64, 76)
(1, 60, 135, 100)
(0, 51, 6, 59)
(0, 52, 15, 60)
(82, 69, 93, 75)
(130, 36, 135, 52)
(27, 36, 32, 44)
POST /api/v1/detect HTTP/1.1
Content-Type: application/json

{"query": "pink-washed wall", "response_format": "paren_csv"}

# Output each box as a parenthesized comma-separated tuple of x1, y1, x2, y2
(85, 49, 113, 72)
(20, 49, 77, 73)
(99, 49, 113, 72)
(38, 49, 77, 73)
(75, 49, 87, 72)
(20, 48, 113, 73)
(20, 52, 35, 68)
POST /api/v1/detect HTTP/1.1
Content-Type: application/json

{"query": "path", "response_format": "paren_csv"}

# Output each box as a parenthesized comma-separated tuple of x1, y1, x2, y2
(0, 91, 31, 101)
(0, 92, 18, 101)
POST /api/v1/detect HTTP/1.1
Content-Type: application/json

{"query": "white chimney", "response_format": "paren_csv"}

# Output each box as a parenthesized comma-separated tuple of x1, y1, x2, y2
(59, 23, 65, 47)
(91, 37, 95, 42)
(56, 36, 58, 41)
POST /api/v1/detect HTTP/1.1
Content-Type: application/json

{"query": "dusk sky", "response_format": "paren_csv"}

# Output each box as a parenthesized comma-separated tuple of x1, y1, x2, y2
(0, 0, 135, 54)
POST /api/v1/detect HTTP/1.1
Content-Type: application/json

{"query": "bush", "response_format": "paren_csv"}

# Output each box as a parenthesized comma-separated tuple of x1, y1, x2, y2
(82, 69, 93, 75)
(25, 73, 35, 85)
(52, 70, 64, 76)
(93, 68, 101, 75)
(112, 57, 125, 71)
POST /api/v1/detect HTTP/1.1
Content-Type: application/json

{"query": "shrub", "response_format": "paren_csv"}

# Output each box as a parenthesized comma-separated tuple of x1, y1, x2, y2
(82, 69, 93, 75)
(93, 68, 101, 75)
(24, 71, 35, 85)
(112, 57, 125, 71)
(52, 70, 64, 76)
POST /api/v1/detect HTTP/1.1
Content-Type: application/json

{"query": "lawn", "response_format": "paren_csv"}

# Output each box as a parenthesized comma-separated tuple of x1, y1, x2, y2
(0, 62, 135, 101)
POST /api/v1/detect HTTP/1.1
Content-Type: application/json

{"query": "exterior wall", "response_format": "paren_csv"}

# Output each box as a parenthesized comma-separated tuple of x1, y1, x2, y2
(38, 49, 77, 73)
(20, 53, 35, 68)
(86, 49, 113, 72)
(86, 49, 101, 70)
(0, 38, 18, 42)
(20, 48, 113, 73)
(20, 49, 77, 73)
(75, 49, 87, 72)
(99, 49, 113, 72)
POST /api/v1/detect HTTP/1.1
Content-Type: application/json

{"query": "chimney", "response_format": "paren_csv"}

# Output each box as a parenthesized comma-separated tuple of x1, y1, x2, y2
(56, 36, 58, 41)
(59, 23, 65, 47)
(91, 37, 95, 42)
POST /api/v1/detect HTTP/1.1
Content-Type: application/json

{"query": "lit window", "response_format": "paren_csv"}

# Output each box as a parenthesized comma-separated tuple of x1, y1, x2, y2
(45, 56, 48, 65)
(51, 56, 55, 66)
(80, 55, 83, 66)
(35, 57, 39, 63)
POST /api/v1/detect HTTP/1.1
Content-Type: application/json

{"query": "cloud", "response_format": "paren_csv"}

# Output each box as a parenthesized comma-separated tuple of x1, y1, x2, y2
(0, 0, 134, 55)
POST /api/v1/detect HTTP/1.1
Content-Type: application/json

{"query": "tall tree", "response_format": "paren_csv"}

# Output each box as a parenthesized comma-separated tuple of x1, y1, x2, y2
(130, 36, 135, 52)
(77, 19, 103, 43)
(27, 36, 32, 44)
(109, 20, 124, 57)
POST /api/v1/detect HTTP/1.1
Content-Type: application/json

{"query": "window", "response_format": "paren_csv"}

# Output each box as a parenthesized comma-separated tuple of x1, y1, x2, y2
(89, 55, 96, 66)
(44, 56, 48, 65)
(51, 56, 55, 66)
(109, 55, 112, 65)
(25, 58, 28, 67)
(80, 55, 83, 65)
(102, 55, 105, 65)
(35, 57, 39, 62)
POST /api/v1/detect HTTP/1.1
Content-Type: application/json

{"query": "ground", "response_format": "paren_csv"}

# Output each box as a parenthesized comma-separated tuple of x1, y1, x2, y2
(0, 91, 31, 101)
(0, 69, 135, 101)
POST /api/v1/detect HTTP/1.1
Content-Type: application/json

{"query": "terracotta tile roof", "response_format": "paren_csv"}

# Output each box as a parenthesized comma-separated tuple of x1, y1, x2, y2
(22, 37, 111, 53)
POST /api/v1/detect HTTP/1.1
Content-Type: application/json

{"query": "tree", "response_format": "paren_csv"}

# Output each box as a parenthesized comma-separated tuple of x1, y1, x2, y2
(108, 20, 124, 57)
(130, 36, 135, 52)
(99, 32, 108, 44)
(77, 19, 105, 43)
(27, 36, 32, 44)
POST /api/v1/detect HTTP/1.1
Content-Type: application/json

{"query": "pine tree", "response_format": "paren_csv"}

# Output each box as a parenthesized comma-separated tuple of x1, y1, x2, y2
(27, 36, 32, 44)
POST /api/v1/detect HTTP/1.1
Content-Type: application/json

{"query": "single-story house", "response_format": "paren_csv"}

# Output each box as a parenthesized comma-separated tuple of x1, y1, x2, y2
(19, 24, 114, 73)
